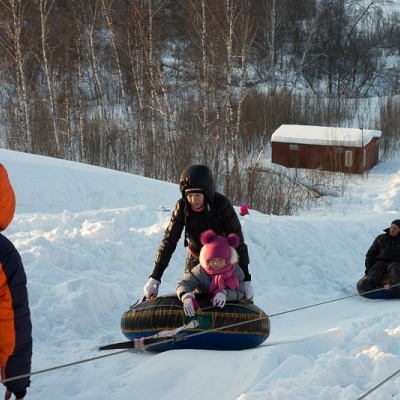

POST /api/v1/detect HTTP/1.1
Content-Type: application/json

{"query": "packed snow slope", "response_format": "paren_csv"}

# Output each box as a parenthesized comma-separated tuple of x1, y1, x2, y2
(2, 147, 400, 400)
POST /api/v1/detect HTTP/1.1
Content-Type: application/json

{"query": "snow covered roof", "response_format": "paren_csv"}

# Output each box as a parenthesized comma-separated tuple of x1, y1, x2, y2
(271, 124, 382, 147)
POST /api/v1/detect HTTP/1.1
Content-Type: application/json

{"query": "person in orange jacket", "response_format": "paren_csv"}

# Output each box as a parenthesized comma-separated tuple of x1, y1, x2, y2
(0, 164, 32, 400)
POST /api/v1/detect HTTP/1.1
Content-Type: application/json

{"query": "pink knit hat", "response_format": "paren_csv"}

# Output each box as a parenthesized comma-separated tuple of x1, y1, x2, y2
(199, 229, 239, 266)
(239, 203, 249, 216)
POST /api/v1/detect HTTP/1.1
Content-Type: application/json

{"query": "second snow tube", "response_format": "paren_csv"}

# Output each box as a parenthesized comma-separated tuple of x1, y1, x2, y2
(356, 276, 400, 299)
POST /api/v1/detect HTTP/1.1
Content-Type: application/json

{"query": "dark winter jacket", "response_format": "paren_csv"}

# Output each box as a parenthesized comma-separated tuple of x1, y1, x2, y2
(0, 163, 32, 399)
(365, 228, 400, 273)
(0, 234, 32, 397)
(150, 165, 251, 281)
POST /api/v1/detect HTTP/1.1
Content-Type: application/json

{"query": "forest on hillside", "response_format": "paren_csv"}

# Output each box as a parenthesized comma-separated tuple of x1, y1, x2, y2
(0, 0, 399, 214)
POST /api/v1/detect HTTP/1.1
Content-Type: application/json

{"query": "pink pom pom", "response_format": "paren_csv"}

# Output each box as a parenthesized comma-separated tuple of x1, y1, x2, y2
(239, 204, 249, 216)
(200, 229, 218, 245)
(227, 233, 239, 248)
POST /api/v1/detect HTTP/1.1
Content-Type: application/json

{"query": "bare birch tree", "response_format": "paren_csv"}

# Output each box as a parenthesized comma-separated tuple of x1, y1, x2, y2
(100, 0, 136, 168)
(0, 0, 32, 150)
(33, 0, 60, 153)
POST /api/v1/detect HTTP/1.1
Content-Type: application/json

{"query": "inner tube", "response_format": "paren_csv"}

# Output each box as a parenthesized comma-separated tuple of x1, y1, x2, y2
(121, 293, 270, 351)
(356, 276, 400, 299)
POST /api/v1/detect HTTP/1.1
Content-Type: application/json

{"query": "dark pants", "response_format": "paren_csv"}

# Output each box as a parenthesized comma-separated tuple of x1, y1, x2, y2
(367, 261, 400, 284)
(184, 254, 199, 273)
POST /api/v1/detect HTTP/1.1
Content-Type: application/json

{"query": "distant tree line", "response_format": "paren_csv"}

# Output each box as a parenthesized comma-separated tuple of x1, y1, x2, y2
(0, 0, 399, 214)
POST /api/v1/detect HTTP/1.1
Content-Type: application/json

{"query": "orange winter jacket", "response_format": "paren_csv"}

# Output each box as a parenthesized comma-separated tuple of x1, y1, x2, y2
(0, 163, 31, 397)
(0, 163, 16, 231)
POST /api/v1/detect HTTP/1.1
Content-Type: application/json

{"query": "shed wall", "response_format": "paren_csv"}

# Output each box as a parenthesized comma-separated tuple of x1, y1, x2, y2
(271, 137, 379, 174)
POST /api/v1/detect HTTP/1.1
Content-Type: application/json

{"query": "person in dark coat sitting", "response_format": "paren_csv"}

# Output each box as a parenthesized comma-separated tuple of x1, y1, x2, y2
(143, 164, 253, 301)
(358, 219, 400, 293)
(0, 164, 32, 400)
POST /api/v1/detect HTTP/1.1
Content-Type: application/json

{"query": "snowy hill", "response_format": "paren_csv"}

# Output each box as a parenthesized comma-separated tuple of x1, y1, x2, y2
(2, 148, 400, 400)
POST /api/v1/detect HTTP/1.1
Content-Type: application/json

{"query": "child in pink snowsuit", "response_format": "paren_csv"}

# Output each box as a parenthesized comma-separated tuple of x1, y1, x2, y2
(176, 229, 246, 316)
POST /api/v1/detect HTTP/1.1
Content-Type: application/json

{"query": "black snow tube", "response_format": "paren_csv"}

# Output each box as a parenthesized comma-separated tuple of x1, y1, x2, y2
(121, 293, 270, 351)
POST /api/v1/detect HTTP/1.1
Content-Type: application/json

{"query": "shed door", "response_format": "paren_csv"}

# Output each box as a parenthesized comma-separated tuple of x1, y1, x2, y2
(345, 150, 353, 167)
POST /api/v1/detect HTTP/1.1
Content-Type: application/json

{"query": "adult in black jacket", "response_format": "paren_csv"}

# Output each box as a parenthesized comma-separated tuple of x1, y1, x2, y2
(143, 164, 253, 300)
(358, 219, 400, 292)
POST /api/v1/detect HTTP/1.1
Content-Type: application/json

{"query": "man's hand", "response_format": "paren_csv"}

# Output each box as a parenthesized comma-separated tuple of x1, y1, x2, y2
(243, 281, 254, 301)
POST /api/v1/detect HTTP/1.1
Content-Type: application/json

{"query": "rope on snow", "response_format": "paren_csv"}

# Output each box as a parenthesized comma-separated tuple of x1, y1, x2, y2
(0, 350, 129, 384)
(356, 368, 400, 400)
(2, 282, 400, 400)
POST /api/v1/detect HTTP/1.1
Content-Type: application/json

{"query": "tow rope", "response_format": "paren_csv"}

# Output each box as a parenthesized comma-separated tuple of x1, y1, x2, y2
(2, 282, 400, 400)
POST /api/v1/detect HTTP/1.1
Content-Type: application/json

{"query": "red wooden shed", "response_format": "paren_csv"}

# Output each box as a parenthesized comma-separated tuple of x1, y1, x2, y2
(271, 125, 381, 174)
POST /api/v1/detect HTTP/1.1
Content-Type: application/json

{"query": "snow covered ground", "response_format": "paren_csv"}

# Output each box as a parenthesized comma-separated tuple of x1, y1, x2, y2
(2, 147, 400, 400)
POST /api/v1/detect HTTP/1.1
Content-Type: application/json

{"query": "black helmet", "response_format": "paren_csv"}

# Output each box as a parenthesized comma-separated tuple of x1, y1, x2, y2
(179, 164, 215, 202)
